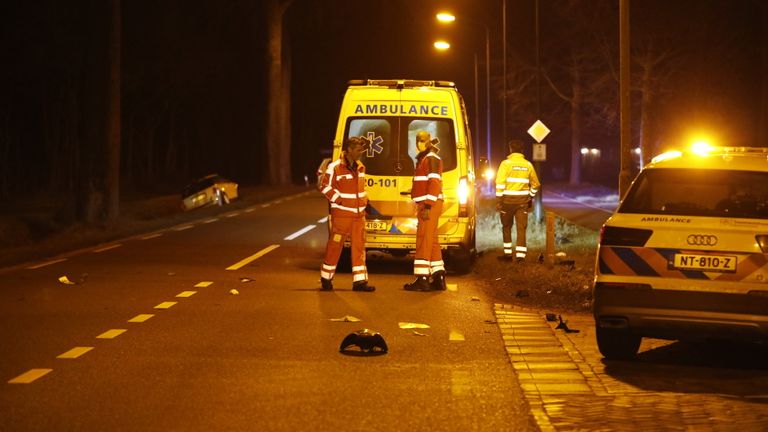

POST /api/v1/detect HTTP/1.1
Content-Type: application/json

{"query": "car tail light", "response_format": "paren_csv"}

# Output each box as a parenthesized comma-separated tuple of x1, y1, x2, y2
(756, 235, 768, 253)
(458, 176, 469, 217)
(599, 226, 653, 247)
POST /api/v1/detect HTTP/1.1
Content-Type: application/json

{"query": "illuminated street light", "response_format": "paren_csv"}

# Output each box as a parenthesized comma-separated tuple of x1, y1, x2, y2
(436, 12, 492, 169)
(433, 40, 451, 50)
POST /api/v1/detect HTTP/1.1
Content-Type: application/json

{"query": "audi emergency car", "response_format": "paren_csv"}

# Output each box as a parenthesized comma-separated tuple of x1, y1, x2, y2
(331, 79, 477, 272)
(593, 145, 768, 359)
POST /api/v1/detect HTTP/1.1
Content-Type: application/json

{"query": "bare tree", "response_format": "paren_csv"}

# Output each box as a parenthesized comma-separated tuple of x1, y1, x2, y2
(266, 0, 294, 185)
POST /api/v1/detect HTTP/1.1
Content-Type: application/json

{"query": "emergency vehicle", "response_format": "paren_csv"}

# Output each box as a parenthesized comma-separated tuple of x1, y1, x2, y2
(331, 79, 477, 272)
(593, 144, 768, 359)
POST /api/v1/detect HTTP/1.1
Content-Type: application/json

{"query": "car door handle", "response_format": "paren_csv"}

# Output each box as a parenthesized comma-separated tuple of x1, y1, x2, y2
(400, 190, 411, 196)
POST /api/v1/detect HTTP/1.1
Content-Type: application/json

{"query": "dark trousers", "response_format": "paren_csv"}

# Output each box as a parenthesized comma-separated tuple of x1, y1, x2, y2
(500, 202, 528, 258)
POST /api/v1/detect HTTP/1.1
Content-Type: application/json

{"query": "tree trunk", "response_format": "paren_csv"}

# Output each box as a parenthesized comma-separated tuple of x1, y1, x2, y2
(105, 0, 121, 221)
(568, 72, 582, 185)
(266, 0, 292, 185)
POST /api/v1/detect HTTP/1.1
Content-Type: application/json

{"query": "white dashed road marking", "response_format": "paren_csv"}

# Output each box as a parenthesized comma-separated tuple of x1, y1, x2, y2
(154, 302, 177, 310)
(174, 225, 194, 231)
(226, 244, 280, 270)
(8, 369, 52, 384)
(284, 225, 316, 240)
(97, 329, 127, 339)
(194, 281, 213, 288)
(93, 244, 122, 253)
(57, 347, 93, 359)
(176, 291, 196, 298)
(26, 258, 67, 270)
(141, 233, 163, 240)
(128, 314, 154, 323)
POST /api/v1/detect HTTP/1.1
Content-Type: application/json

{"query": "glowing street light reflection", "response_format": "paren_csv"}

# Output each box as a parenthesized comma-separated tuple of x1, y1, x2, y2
(433, 40, 450, 50)
(436, 12, 455, 22)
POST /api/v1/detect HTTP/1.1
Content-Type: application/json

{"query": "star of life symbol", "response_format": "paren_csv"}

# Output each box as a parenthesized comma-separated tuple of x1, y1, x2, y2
(365, 132, 384, 158)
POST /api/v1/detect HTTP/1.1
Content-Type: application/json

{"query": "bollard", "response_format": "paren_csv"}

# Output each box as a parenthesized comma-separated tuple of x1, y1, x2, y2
(545, 211, 555, 268)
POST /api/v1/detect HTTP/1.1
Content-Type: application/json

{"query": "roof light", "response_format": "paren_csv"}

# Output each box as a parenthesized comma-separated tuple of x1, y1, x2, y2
(691, 140, 713, 156)
(434, 41, 450, 50)
(650, 150, 682, 164)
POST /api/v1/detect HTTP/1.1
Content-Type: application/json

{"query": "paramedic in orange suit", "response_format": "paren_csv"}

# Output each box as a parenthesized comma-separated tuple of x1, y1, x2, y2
(318, 136, 375, 292)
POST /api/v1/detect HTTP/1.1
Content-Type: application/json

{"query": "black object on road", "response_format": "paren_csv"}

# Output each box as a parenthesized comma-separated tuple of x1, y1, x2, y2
(339, 329, 388, 354)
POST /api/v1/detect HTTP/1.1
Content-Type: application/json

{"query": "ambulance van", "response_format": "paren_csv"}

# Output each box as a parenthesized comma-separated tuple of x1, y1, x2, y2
(593, 145, 768, 359)
(331, 79, 477, 272)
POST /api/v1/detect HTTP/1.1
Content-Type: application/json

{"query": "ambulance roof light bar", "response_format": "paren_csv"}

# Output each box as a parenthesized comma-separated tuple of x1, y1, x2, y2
(347, 79, 455, 89)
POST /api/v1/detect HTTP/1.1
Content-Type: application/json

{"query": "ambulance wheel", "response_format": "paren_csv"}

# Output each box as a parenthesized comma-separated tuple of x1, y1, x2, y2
(596, 326, 641, 360)
(336, 247, 352, 273)
(449, 248, 474, 274)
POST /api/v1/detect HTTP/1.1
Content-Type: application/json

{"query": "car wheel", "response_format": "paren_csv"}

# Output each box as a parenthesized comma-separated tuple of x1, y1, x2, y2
(596, 326, 641, 360)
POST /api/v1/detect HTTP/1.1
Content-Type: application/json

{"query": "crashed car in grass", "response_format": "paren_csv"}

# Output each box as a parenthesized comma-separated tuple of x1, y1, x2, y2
(181, 174, 238, 211)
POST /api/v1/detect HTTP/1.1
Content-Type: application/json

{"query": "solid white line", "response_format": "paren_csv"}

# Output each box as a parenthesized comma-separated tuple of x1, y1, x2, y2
(317, 216, 329, 224)
(174, 225, 194, 231)
(26, 258, 67, 270)
(284, 225, 316, 240)
(202, 218, 219, 224)
(225, 212, 240, 218)
(226, 244, 280, 270)
(141, 233, 163, 240)
(93, 244, 122, 253)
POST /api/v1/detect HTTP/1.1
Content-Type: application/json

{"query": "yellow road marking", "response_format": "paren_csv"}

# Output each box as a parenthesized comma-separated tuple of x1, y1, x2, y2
(141, 233, 162, 240)
(26, 258, 68, 269)
(154, 301, 177, 309)
(128, 314, 154, 323)
(226, 244, 280, 270)
(176, 291, 197, 298)
(449, 331, 465, 341)
(57, 347, 93, 359)
(8, 369, 53, 384)
(194, 281, 213, 288)
(447, 283, 458, 291)
(93, 244, 122, 253)
(97, 329, 127, 339)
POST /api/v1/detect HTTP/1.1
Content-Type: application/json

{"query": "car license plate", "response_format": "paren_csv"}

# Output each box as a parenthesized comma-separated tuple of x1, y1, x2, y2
(672, 253, 737, 273)
(365, 221, 389, 232)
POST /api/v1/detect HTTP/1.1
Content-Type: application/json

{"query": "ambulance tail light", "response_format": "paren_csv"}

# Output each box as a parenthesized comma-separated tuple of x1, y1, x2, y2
(458, 176, 469, 217)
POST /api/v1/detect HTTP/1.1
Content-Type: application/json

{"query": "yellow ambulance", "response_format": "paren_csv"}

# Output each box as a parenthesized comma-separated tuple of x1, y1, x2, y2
(593, 145, 768, 359)
(331, 79, 477, 272)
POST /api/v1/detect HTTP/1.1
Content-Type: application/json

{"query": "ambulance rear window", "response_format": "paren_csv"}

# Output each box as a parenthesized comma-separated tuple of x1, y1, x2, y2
(619, 168, 768, 219)
(346, 117, 457, 176)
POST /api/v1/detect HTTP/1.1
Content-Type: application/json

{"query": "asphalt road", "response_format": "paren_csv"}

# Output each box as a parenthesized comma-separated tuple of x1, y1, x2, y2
(0, 191, 533, 431)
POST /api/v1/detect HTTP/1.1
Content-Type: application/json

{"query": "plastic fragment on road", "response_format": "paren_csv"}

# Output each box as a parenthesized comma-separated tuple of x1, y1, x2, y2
(555, 251, 567, 257)
(239, 277, 255, 283)
(470, 296, 480, 301)
(339, 329, 388, 353)
(545, 313, 557, 322)
(484, 319, 497, 324)
(555, 315, 580, 333)
(398, 322, 430, 329)
(330, 315, 361, 322)
(515, 289, 529, 298)
(412, 330, 429, 336)
(229, 289, 240, 295)
(58, 276, 76, 285)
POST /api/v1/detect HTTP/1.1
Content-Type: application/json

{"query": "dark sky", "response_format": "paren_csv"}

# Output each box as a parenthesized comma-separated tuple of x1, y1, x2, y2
(1, 0, 765, 202)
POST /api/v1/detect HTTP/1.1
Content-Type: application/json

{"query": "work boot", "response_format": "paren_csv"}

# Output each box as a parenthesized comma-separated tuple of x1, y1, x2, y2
(320, 278, 334, 291)
(403, 276, 431, 291)
(352, 281, 376, 292)
(430, 270, 447, 291)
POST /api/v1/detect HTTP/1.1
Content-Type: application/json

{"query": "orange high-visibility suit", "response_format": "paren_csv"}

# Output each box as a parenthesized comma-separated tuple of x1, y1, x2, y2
(411, 149, 444, 276)
(319, 154, 368, 283)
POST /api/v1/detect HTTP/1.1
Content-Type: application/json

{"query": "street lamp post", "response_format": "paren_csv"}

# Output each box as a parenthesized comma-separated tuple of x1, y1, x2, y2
(436, 12, 492, 167)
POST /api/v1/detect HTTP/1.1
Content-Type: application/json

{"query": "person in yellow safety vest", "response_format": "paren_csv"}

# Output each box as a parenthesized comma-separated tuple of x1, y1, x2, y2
(495, 139, 540, 263)
(318, 136, 376, 292)
(404, 131, 447, 292)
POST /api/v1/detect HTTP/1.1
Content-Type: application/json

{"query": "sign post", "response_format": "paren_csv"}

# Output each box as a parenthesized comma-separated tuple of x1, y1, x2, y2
(527, 120, 550, 222)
